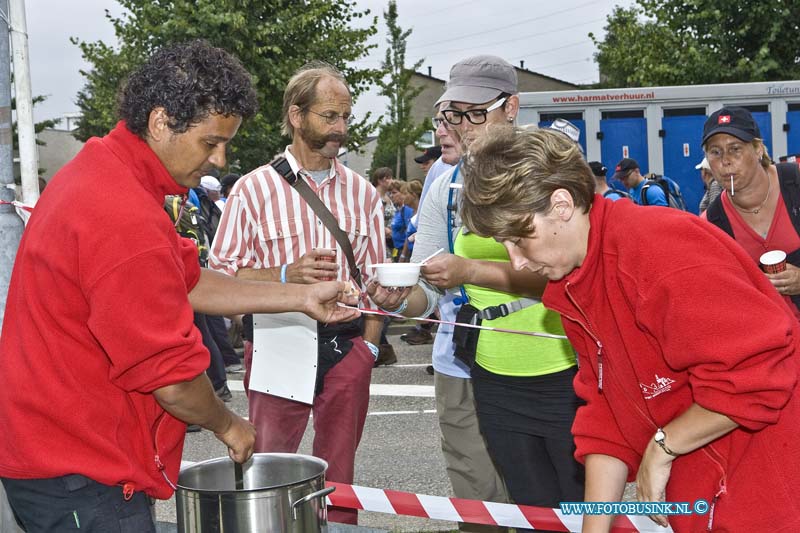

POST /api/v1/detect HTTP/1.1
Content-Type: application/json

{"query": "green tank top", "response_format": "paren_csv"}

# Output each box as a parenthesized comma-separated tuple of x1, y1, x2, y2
(454, 231, 576, 376)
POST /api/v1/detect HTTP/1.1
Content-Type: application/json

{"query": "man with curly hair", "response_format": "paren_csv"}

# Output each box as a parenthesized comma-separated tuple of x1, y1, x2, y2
(0, 40, 360, 532)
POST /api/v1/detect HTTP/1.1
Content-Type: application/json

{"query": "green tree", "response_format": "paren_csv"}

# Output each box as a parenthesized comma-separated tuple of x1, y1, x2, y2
(71, 0, 382, 173)
(370, 0, 428, 180)
(591, 1, 800, 88)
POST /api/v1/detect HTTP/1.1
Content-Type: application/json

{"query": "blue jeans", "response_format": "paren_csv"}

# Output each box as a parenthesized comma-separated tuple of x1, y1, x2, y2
(1, 474, 155, 532)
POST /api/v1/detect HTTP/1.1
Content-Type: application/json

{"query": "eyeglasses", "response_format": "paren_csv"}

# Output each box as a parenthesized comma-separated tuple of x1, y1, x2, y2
(706, 143, 745, 161)
(431, 116, 452, 130)
(441, 97, 507, 126)
(305, 109, 355, 125)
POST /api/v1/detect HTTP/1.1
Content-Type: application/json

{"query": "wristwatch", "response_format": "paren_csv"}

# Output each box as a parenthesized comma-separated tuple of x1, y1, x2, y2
(654, 428, 680, 457)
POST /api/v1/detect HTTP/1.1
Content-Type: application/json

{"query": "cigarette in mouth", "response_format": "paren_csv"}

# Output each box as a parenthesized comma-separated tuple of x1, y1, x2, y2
(730, 175, 734, 196)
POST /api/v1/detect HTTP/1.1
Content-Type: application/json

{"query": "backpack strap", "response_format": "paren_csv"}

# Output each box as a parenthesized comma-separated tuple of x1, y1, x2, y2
(777, 162, 800, 235)
(271, 156, 363, 288)
(446, 164, 469, 306)
(705, 193, 733, 238)
(639, 180, 652, 205)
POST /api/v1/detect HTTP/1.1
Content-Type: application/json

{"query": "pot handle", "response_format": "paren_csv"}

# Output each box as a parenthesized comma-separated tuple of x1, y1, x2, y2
(291, 486, 336, 520)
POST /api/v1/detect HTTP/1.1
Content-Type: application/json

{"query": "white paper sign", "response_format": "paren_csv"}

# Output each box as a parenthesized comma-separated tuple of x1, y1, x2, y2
(250, 312, 318, 405)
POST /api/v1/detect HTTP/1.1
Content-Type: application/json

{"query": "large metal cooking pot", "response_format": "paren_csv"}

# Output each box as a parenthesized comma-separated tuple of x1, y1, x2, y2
(176, 453, 334, 533)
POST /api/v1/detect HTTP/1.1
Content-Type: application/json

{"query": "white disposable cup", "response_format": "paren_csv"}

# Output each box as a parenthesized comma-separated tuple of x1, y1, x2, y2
(760, 250, 787, 274)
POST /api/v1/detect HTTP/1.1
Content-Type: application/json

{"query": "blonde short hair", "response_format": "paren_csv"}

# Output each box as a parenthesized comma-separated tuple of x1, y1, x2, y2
(461, 127, 595, 241)
(281, 61, 349, 137)
(752, 139, 771, 168)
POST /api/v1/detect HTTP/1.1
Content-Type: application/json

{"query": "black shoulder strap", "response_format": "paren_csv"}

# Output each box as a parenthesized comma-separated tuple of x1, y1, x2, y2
(705, 193, 733, 238)
(777, 162, 800, 236)
(271, 156, 363, 288)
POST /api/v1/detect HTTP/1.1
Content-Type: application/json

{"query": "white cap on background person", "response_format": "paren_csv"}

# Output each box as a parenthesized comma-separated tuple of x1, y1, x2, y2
(200, 175, 221, 191)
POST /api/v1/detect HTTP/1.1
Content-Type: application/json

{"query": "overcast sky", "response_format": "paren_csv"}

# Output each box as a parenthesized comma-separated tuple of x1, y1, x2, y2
(24, 0, 635, 126)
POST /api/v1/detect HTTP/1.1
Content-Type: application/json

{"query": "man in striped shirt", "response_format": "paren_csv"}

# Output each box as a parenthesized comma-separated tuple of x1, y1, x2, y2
(209, 61, 385, 525)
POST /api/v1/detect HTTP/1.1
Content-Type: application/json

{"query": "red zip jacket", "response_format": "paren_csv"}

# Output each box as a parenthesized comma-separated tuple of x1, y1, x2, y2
(0, 122, 207, 499)
(544, 196, 800, 532)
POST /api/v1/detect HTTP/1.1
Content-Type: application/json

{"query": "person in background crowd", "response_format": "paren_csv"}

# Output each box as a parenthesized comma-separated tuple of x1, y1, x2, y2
(397, 180, 423, 262)
(370, 166, 397, 259)
(612, 157, 668, 206)
(415, 145, 442, 176)
(220, 173, 240, 201)
(209, 60, 385, 526)
(369, 167, 399, 367)
(199, 174, 225, 212)
(589, 161, 628, 201)
(703, 106, 800, 320)
(390, 181, 414, 262)
(0, 40, 359, 533)
(396, 179, 438, 347)
(697, 157, 722, 215)
(459, 125, 800, 533)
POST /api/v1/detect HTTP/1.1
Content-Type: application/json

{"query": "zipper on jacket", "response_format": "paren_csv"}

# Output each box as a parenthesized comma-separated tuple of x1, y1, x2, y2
(706, 477, 727, 531)
(563, 282, 605, 393)
(153, 412, 178, 491)
(122, 482, 135, 501)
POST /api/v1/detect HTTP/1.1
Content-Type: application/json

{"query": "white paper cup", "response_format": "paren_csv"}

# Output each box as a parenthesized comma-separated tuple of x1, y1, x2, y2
(760, 250, 787, 274)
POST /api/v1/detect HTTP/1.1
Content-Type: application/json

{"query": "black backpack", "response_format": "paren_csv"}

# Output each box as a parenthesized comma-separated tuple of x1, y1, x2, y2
(640, 174, 688, 210)
(193, 186, 222, 244)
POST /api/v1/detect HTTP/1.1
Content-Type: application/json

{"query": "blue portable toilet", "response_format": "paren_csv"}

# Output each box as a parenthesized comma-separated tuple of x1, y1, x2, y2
(600, 110, 648, 192)
(661, 107, 707, 214)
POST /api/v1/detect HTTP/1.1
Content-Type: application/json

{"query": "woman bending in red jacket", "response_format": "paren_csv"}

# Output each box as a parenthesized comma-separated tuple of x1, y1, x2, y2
(458, 127, 800, 533)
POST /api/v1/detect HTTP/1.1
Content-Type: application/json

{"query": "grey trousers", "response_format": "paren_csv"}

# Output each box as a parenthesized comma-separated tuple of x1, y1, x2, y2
(434, 371, 509, 533)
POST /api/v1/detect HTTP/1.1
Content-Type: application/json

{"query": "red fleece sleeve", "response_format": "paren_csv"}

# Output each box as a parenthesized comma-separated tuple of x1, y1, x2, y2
(565, 322, 642, 481)
(85, 246, 208, 393)
(639, 265, 798, 431)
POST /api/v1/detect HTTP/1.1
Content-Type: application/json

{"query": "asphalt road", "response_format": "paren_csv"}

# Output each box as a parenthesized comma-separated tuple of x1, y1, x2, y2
(157, 322, 461, 532)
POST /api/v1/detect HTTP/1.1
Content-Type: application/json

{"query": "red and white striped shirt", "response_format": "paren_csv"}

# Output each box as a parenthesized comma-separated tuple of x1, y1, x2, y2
(209, 147, 386, 285)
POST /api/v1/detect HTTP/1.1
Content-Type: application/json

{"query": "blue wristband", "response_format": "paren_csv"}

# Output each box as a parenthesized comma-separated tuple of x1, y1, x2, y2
(363, 340, 380, 360)
(380, 298, 408, 315)
(280, 264, 288, 284)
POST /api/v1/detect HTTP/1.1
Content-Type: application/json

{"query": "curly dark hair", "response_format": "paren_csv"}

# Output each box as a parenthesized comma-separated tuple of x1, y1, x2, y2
(118, 40, 259, 138)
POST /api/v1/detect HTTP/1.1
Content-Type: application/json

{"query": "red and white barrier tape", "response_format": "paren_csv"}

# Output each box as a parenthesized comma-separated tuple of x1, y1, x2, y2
(325, 482, 674, 533)
(338, 303, 568, 340)
(0, 199, 34, 225)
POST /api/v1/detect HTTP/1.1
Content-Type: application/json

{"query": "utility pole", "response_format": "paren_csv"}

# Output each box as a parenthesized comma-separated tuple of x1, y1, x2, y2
(10, 0, 36, 204)
(0, 1, 27, 529)
(0, 0, 21, 327)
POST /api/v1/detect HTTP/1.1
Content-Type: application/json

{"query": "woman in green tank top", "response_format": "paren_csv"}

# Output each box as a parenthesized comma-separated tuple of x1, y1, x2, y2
(454, 230, 585, 509)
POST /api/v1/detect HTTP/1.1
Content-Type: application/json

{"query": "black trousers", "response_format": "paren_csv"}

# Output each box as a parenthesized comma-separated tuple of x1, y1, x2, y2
(206, 314, 240, 366)
(471, 365, 585, 511)
(2, 475, 155, 533)
(194, 312, 226, 390)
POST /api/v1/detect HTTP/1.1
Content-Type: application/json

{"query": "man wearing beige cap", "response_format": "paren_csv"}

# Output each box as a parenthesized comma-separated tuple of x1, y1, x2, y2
(369, 55, 583, 529)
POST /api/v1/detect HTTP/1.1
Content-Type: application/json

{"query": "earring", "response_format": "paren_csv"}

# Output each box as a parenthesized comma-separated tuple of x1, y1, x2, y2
(507, 117, 514, 123)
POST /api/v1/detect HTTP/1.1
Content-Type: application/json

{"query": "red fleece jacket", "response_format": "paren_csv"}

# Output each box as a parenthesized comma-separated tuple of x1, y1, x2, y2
(0, 122, 207, 499)
(544, 196, 800, 532)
